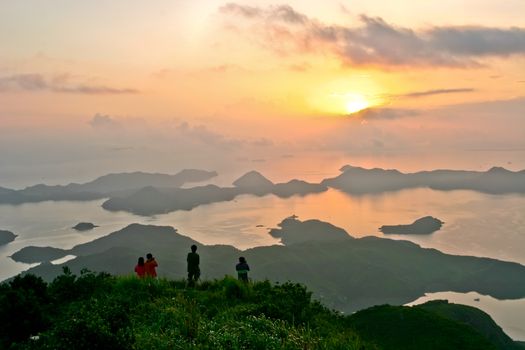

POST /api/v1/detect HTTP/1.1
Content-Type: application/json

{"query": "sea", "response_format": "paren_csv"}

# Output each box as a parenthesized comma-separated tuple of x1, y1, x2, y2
(0, 187, 524, 340)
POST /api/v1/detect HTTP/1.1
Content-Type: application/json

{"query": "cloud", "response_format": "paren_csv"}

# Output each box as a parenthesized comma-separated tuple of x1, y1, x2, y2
(401, 88, 475, 98)
(220, 3, 525, 67)
(0, 73, 138, 94)
(220, 3, 306, 24)
(172, 121, 243, 150)
(89, 113, 121, 129)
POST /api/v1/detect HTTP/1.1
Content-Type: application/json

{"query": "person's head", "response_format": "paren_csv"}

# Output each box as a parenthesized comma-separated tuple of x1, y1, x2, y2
(146, 253, 153, 260)
(239, 256, 246, 263)
(138, 257, 144, 266)
(191, 244, 197, 252)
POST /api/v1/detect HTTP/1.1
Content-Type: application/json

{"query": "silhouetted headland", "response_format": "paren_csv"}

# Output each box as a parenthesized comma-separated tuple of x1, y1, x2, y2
(380, 216, 444, 235)
(0, 230, 17, 245)
(12, 219, 525, 313)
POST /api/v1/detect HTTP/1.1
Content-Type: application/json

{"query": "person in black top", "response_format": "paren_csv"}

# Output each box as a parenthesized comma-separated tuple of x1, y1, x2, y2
(187, 245, 200, 286)
(236, 257, 250, 282)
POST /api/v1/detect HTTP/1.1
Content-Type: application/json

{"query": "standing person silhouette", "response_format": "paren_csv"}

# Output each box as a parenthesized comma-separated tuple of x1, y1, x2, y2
(187, 245, 200, 286)
(134, 257, 146, 278)
(236, 257, 250, 283)
(144, 253, 158, 278)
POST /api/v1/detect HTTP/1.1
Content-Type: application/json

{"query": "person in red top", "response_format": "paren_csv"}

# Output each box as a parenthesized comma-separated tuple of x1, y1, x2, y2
(134, 257, 146, 278)
(144, 253, 158, 278)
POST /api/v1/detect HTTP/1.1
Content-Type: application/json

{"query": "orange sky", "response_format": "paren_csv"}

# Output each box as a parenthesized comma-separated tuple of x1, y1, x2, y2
(0, 1, 524, 186)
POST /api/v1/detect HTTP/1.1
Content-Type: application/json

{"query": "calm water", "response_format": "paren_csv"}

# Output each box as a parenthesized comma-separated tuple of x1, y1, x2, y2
(1, 188, 524, 339)
(407, 292, 525, 341)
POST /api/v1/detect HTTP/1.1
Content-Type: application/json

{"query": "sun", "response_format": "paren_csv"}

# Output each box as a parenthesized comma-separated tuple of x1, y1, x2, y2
(345, 95, 370, 114)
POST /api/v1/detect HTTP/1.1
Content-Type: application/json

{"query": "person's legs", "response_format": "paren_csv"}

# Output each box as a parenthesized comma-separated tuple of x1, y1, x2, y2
(187, 271, 194, 286)
(194, 269, 200, 282)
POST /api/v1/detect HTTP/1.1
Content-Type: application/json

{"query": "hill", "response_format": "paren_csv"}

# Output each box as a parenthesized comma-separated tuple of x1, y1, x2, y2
(0, 273, 520, 349)
(348, 301, 522, 350)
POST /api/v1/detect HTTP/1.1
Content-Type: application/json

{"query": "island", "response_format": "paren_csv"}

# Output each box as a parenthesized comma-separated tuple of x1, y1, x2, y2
(322, 165, 525, 194)
(380, 216, 444, 235)
(0, 230, 17, 245)
(269, 215, 351, 245)
(11, 246, 68, 263)
(13, 218, 525, 314)
(72, 222, 99, 231)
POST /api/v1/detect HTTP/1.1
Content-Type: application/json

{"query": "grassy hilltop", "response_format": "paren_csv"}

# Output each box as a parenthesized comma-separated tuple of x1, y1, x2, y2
(1, 270, 522, 350)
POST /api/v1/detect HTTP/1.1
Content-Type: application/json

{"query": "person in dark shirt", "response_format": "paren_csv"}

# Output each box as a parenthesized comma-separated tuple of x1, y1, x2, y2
(236, 257, 250, 282)
(187, 245, 200, 286)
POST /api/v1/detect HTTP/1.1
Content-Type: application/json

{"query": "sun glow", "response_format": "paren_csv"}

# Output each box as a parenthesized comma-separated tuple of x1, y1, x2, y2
(345, 95, 370, 114)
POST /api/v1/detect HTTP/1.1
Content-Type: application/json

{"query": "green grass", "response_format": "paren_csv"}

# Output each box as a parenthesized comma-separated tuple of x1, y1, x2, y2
(1, 269, 370, 349)
(1, 268, 517, 350)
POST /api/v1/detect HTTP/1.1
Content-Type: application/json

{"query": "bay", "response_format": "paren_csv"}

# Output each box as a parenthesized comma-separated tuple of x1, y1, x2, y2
(1, 188, 524, 339)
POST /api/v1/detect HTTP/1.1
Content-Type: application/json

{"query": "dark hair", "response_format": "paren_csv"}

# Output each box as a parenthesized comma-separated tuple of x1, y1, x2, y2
(191, 245, 197, 252)
(239, 257, 246, 263)
(146, 253, 153, 259)
(138, 257, 145, 266)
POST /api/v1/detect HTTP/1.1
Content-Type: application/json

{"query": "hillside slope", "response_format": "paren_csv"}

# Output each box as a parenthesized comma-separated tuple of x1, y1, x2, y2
(1, 272, 520, 350)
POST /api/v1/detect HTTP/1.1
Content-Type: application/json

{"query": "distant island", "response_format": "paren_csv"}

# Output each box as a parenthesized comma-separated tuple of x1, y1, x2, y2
(0, 169, 218, 204)
(0, 230, 17, 245)
(72, 222, 98, 231)
(380, 216, 444, 235)
(13, 218, 525, 314)
(79, 166, 525, 216)
(1, 165, 523, 214)
(322, 165, 525, 194)
(102, 171, 327, 215)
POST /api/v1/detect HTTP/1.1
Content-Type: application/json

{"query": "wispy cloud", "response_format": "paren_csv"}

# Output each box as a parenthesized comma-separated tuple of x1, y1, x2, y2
(220, 3, 525, 68)
(401, 88, 475, 98)
(0, 73, 138, 94)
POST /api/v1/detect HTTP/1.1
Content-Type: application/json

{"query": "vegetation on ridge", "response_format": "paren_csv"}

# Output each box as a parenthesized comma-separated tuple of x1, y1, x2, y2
(0, 269, 519, 349)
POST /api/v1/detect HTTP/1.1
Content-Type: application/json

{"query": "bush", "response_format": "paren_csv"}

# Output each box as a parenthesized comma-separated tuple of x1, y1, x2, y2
(0, 274, 49, 348)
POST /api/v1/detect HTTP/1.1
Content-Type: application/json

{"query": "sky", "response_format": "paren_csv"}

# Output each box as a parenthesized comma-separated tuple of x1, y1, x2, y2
(0, 0, 524, 187)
